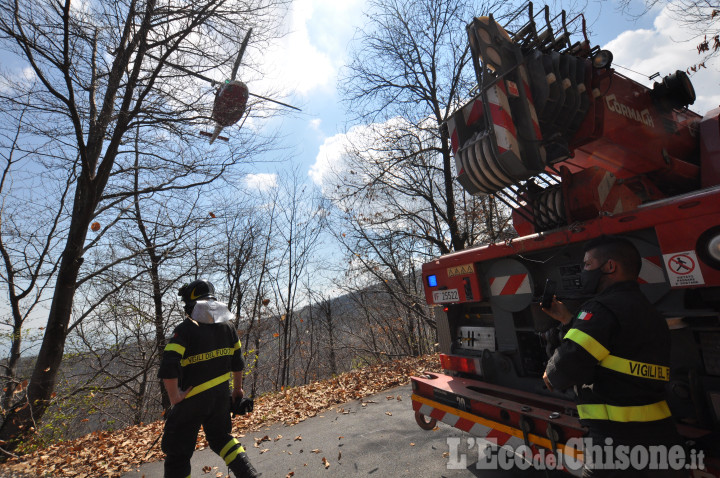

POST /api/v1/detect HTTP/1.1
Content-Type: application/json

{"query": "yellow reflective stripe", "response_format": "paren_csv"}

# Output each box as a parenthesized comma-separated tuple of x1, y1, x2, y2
(577, 401, 671, 422)
(600, 355, 670, 382)
(233, 340, 241, 351)
(184, 372, 231, 399)
(220, 438, 239, 459)
(564, 329, 609, 361)
(165, 343, 186, 356)
(181, 347, 234, 367)
(224, 444, 245, 465)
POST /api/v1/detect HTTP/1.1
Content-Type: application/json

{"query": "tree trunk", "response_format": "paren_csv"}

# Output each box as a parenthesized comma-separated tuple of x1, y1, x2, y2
(135, 366, 148, 425)
(325, 305, 337, 376)
(1, 296, 24, 410)
(150, 259, 171, 412)
(440, 126, 464, 252)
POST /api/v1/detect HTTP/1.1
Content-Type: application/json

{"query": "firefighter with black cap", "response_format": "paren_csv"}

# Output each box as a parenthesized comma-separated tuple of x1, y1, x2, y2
(542, 235, 686, 477)
(158, 279, 259, 478)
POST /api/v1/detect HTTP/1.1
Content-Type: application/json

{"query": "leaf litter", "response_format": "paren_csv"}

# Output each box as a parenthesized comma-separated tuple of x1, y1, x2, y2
(0, 354, 440, 477)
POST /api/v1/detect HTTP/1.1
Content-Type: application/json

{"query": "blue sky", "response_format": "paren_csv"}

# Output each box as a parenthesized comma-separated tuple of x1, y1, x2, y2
(1, 0, 716, 193)
(2, 0, 719, 262)
(0, 0, 718, 345)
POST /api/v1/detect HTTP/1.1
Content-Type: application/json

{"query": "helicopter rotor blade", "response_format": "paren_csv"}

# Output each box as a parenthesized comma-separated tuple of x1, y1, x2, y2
(249, 92, 302, 111)
(146, 50, 302, 112)
(146, 53, 221, 86)
(231, 28, 253, 81)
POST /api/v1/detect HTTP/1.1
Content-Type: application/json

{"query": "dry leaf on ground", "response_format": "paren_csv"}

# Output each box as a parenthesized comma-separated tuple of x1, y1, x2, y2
(0, 354, 441, 478)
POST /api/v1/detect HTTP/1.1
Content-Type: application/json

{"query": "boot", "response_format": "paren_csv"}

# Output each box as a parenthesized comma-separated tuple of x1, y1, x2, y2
(229, 451, 260, 478)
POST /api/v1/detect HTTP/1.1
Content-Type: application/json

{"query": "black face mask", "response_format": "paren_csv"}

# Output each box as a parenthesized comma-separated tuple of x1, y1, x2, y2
(580, 261, 608, 294)
(184, 302, 196, 317)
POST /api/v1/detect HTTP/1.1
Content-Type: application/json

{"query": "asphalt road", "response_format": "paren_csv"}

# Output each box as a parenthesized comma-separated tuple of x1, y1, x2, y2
(123, 384, 565, 478)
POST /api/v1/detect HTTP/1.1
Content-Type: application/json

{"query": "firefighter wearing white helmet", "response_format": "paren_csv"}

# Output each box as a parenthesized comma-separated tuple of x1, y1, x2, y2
(158, 279, 259, 478)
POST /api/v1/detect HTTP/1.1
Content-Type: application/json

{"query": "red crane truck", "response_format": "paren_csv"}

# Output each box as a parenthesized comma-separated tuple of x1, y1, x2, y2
(411, 3, 720, 476)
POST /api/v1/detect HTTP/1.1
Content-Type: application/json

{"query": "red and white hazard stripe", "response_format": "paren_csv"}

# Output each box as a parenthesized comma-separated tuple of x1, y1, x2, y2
(596, 171, 616, 208)
(448, 98, 487, 155)
(412, 394, 582, 476)
(638, 256, 666, 284)
(464, 99, 485, 127)
(486, 83, 521, 158)
(517, 66, 543, 143)
(448, 115, 460, 155)
(489, 274, 531, 296)
(414, 395, 529, 448)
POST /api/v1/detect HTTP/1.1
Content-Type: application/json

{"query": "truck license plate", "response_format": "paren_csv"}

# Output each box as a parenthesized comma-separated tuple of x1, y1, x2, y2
(433, 289, 459, 303)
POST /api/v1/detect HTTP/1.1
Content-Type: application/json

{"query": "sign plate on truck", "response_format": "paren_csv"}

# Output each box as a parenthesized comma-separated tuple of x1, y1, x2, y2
(663, 250, 705, 287)
(433, 289, 459, 303)
(447, 264, 475, 277)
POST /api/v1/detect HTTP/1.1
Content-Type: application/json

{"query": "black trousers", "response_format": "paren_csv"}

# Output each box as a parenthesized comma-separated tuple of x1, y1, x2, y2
(161, 385, 245, 478)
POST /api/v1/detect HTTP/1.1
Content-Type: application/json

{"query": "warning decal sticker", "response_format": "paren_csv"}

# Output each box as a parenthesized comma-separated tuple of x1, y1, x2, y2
(662, 251, 705, 287)
(447, 263, 475, 277)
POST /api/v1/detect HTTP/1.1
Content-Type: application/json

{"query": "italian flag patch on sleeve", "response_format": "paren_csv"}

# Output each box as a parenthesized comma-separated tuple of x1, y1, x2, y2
(577, 311, 593, 321)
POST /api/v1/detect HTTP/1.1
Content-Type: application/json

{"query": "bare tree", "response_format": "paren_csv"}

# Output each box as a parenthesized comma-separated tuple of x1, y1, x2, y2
(66, 283, 165, 431)
(269, 170, 327, 390)
(339, 0, 506, 254)
(219, 203, 260, 326)
(314, 292, 338, 377)
(0, 0, 288, 446)
(332, 279, 434, 362)
(332, 0, 512, 292)
(212, 192, 275, 397)
(328, 0, 513, 360)
(244, 221, 275, 398)
(0, 103, 68, 412)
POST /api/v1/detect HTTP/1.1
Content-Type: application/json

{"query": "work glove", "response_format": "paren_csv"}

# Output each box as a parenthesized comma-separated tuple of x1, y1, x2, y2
(231, 397, 254, 417)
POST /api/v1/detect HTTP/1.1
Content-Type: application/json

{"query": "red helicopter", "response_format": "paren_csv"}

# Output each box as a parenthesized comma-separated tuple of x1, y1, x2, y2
(152, 29, 300, 143)
(203, 79, 250, 143)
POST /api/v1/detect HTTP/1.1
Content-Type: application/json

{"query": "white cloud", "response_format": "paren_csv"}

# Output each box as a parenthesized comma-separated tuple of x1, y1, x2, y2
(253, 0, 364, 98)
(604, 5, 720, 114)
(308, 130, 350, 187)
(309, 118, 322, 131)
(69, 0, 90, 13)
(309, 114, 440, 189)
(244, 173, 278, 191)
(21, 66, 36, 82)
(308, 121, 381, 188)
(309, 117, 423, 191)
(0, 63, 37, 94)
